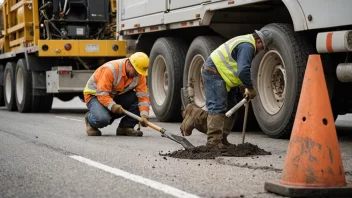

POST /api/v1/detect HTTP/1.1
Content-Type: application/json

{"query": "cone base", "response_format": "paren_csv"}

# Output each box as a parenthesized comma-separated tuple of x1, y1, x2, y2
(265, 181, 352, 197)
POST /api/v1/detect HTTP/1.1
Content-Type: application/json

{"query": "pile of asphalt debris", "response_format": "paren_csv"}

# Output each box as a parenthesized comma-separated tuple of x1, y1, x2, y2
(160, 143, 271, 159)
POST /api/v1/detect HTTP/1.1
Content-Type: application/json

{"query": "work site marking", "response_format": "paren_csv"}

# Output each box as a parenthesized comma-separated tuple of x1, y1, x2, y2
(70, 119, 83, 122)
(70, 155, 200, 198)
(55, 116, 68, 120)
(55, 116, 83, 122)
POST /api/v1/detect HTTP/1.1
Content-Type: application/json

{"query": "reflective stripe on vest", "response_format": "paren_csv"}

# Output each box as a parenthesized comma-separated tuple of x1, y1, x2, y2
(136, 92, 149, 97)
(210, 34, 256, 91)
(138, 102, 150, 108)
(84, 59, 124, 96)
(117, 76, 139, 95)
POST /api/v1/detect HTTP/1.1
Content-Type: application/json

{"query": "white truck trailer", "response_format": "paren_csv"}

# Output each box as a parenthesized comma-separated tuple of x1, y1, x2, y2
(117, 0, 352, 138)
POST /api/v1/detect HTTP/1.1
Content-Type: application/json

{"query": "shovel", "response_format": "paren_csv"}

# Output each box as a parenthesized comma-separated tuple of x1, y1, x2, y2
(241, 100, 250, 144)
(225, 98, 250, 144)
(225, 98, 248, 117)
(121, 109, 195, 149)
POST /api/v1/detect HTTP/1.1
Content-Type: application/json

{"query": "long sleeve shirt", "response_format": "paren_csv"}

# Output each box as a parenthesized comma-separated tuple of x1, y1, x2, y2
(232, 42, 255, 89)
(84, 59, 150, 117)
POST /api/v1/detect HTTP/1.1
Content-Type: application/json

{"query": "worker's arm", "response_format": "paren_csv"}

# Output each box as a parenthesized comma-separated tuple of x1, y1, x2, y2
(135, 76, 150, 117)
(95, 67, 116, 111)
(232, 43, 255, 88)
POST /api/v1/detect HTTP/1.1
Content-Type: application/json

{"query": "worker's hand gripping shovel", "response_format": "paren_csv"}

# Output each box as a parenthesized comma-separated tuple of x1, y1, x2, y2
(121, 108, 195, 149)
(225, 98, 250, 144)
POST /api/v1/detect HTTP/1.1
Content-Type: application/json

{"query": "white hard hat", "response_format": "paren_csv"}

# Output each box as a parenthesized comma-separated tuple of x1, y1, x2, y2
(255, 29, 273, 49)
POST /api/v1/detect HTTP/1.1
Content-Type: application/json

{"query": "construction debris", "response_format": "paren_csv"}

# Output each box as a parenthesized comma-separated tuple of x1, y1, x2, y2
(160, 143, 271, 159)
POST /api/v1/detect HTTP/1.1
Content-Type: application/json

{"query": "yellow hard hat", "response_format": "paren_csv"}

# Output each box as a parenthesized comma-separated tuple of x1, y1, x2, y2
(129, 52, 149, 76)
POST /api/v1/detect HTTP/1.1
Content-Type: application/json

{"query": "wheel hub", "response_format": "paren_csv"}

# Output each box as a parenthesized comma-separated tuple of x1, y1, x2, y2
(271, 65, 286, 101)
(16, 68, 24, 105)
(188, 54, 206, 108)
(152, 55, 168, 106)
(257, 50, 286, 115)
(5, 72, 12, 103)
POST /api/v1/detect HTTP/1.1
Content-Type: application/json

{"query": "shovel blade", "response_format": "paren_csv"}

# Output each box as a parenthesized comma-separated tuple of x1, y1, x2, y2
(170, 134, 195, 149)
(162, 131, 195, 149)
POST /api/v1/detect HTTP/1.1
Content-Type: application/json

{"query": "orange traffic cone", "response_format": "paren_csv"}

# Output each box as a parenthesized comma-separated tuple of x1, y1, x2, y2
(265, 55, 352, 197)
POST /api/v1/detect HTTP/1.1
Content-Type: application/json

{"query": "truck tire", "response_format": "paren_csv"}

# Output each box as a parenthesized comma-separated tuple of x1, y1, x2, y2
(251, 23, 314, 138)
(182, 36, 225, 109)
(15, 59, 33, 112)
(4, 62, 17, 111)
(148, 37, 188, 121)
(15, 59, 53, 113)
(0, 64, 5, 106)
(0, 85, 3, 107)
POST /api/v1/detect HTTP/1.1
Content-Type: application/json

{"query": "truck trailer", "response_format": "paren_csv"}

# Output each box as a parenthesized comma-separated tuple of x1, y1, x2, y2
(117, 0, 352, 138)
(0, 0, 126, 113)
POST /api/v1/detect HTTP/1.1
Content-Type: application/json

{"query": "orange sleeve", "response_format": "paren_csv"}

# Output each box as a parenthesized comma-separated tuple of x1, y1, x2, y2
(135, 75, 150, 117)
(96, 67, 116, 110)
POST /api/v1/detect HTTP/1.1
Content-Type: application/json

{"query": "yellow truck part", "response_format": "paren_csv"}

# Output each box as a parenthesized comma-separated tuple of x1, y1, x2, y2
(0, 0, 128, 113)
(38, 40, 126, 57)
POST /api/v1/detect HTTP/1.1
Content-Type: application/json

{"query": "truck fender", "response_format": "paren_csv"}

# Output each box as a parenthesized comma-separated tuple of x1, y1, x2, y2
(281, 0, 308, 31)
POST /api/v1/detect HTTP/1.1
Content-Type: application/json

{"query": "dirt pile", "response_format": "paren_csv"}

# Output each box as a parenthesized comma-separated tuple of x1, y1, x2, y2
(160, 143, 271, 159)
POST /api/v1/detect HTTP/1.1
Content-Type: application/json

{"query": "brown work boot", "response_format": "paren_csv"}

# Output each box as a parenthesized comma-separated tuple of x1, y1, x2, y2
(221, 117, 236, 146)
(85, 112, 102, 136)
(221, 133, 232, 147)
(206, 114, 226, 149)
(116, 128, 143, 136)
(180, 104, 208, 136)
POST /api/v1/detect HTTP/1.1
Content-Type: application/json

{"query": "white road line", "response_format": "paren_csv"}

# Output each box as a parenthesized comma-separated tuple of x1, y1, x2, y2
(70, 119, 83, 122)
(70, 155, 200, 198)
(55, 116, 68, 120)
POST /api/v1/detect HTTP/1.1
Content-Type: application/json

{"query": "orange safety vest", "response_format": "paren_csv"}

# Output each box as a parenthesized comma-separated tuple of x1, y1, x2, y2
(83, 58, 150, 117)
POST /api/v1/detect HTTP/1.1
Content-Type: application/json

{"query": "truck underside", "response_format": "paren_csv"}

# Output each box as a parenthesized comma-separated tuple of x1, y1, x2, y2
(119, 0, 352, 138)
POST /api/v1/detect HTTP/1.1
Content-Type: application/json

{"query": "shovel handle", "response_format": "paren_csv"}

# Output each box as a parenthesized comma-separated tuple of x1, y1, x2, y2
(225, 98, 248, 117)
(122, 109, 163, 132)
(242, 100, 250, 144)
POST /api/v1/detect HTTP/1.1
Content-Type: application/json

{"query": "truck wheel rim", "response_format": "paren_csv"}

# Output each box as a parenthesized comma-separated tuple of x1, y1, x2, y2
(188, 54, 205, 108)
(16, 68, 24, 104)
(257, 50, 286, 115)
(152, 55, 167, 106)
(5, 72, 12, 103)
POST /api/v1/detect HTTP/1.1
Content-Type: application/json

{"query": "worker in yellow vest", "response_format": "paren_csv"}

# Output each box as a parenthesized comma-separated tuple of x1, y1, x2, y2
(181, 29, 273, 148)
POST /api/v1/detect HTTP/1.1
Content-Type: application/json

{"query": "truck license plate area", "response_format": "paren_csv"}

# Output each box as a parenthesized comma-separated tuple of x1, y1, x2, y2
(85, 44, 100, 52)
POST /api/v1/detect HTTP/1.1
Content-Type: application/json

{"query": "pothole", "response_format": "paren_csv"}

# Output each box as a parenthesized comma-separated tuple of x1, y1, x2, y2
(160, 143, 271, 159)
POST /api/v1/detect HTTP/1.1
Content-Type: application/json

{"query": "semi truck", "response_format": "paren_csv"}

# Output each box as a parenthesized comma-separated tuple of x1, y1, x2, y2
(0, 0, 126, 112)
(117, 0, 352, 138)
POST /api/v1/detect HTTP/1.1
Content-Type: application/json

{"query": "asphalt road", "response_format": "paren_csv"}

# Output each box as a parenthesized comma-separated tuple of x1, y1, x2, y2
(0, 97, 351, 198)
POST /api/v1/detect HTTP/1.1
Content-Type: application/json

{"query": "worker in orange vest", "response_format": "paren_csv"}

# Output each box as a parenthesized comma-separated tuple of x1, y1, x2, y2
(83, 52, 150, 136)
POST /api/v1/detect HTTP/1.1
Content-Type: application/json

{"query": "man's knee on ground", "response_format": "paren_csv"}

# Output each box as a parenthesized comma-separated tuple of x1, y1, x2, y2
(90, 113, 111, 128)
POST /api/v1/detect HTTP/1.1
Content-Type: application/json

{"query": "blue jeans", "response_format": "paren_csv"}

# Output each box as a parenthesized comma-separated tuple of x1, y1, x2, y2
(202, 58, 240, 115)
(86, 91, 140, 129)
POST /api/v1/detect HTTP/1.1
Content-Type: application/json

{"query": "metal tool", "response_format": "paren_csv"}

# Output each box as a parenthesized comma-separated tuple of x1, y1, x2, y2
(225, 98, 248, 117)
(242, 100, 250, 144)
(225, 98, 250, 144)
(122, 109, 195, 149)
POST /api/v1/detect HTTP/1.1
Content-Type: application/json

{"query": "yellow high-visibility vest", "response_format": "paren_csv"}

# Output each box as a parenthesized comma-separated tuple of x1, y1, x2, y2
(210, 34, 256, 91)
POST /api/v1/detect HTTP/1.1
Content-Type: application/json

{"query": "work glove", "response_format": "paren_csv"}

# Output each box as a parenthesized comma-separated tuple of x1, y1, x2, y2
(239, 84, 245, 95)
(244, 88, 257, 99)
(140, 115, 149, 127)
(111, 104, 123, 115)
